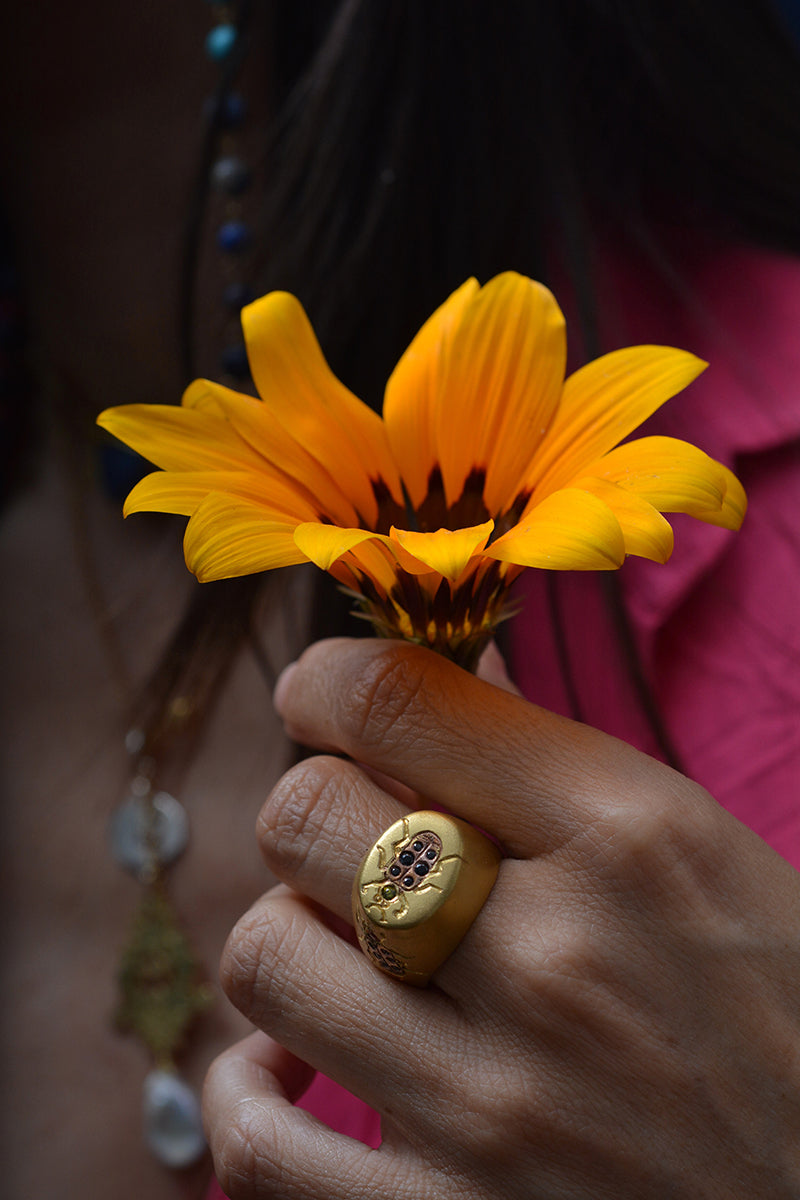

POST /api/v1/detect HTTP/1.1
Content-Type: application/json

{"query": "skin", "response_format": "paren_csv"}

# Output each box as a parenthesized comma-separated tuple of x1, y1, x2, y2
(205, 636, 800, 1199)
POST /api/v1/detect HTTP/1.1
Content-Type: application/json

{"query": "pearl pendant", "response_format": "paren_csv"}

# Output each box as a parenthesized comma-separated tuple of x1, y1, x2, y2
(143, 1070, 206, 1168)
(109, 791, 189, 877)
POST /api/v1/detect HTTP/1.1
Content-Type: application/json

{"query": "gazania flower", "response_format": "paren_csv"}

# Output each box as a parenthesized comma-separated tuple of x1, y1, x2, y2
(98, 273, 745, 669)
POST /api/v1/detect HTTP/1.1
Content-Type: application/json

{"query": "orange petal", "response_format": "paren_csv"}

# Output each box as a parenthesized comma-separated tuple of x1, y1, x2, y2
(293, 522, 382, 571)
(435, 274, 566, 512)
(182, 379, 362, 528)
(97, 404, 265, 472)
(184, 494, 307, 582)
(579, 435, 746, 530)
(389, 520, 494, 581)
(383, 279, 480, 507)
(341, 537, 402, 596)
(576, 478, 674, 562)
(486, 488, 625, 570)
(241, 293, 404, 522)
(695, 463, 748, 529)
(528, 347, 707, 499)
(123, 469, 318, 520)
(580, 435, 724, 509)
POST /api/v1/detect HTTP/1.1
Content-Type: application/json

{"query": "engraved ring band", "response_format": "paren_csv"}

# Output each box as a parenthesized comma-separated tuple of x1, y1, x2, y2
(351, 811, 502, 986)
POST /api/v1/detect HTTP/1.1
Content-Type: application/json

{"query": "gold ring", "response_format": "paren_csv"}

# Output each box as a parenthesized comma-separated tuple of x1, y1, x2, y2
(352, 811, 501, 986)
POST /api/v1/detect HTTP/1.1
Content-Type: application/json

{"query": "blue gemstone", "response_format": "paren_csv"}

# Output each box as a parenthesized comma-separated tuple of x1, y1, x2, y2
(414, 862, 429, 877)
(221, 343, 251, 378)
(222, 281, 255, 311)
(205, 24, 237, 61)
(210, 156, 251, 195)
(216, 221, 251, 253)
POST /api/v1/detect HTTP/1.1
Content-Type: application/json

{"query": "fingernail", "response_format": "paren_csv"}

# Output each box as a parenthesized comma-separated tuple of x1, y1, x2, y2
(273, 661, 297, 715)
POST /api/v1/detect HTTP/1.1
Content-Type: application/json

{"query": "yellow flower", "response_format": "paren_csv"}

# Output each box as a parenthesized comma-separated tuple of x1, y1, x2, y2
(97, 272, 745, 668)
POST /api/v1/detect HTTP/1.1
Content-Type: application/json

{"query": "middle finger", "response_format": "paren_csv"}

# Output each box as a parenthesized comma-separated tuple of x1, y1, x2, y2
(258, 752, 535, 1009)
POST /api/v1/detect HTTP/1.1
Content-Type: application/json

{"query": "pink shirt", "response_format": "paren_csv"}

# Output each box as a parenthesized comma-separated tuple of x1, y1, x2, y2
(208, 246, 800, 1194)
(513, 243, 800, 864)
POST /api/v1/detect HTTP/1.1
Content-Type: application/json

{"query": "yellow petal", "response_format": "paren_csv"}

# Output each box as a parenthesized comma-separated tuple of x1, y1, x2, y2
(696, 463, 748, 529)
(580, 435, 746, 529)
(293, 522, 381, 571)
(383, 279, 480, 507)
(577, 478, 674, 562)
(241, 293, 404, 522)
(528, 347, 707, 498)
(97, 404, 265, 472)
(123, 469, 318, 520)
(582, 435, 722, 507)
(184, 494, 307, 582)
(486, 488, 625, 570)
(436, 274, 566, 511)
(340, 537, 401, 596)
(182, 379, 362, 528)
(389, 521, 494, 581)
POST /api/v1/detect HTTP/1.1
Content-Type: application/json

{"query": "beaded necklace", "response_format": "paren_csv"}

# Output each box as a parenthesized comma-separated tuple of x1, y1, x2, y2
(108, 0, 258, 1169)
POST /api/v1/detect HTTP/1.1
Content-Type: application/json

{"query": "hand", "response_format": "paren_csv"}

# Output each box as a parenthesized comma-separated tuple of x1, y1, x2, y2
(204, 637, 800, 1199)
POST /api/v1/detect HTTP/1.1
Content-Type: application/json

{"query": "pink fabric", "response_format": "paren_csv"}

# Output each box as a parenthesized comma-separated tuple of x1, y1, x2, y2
(513, 242, 800, 866)
(207, 246, 800, 1197)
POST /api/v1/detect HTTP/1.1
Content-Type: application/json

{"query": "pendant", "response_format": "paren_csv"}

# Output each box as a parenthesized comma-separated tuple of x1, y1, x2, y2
(143, 1069, 207, 1168)
(109, 790, 189, 877)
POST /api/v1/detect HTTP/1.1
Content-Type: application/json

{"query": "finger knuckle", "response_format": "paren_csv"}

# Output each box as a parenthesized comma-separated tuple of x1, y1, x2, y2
(598, 789, 723, 893)
(212, 1105, 283, 1200)
(220, 910, 269, 1017)
(451, 1059, 554, 1165)
(221, 902, 315, 1024)
(339, 644, 430, 752)
(257, 756, 354, 875)
(512, 917, 602, 1009)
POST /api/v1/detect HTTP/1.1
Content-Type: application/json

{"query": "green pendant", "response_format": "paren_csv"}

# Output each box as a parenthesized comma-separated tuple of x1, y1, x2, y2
(114, 883, 213, 1067)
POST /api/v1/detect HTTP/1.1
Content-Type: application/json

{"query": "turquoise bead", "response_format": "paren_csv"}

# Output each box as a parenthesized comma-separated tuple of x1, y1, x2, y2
(205, 24, 236, 61)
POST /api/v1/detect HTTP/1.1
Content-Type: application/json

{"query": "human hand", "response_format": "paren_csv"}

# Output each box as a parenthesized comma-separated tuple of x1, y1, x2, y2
(204, 638, 800, 1199)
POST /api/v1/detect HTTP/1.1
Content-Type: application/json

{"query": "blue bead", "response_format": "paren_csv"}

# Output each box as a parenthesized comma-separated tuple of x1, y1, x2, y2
(210, 156, 251, 195)
(216, 221, 251, 253)
(205, 91, 247, 128)
(222, 281, 255, 311)
(205, 24, 237, 61)
(220, 92, 247, 126)
(221, 344, 251, 379)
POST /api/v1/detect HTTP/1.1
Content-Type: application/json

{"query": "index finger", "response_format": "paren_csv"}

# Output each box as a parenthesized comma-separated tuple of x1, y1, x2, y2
(273, 638, 683, 857)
